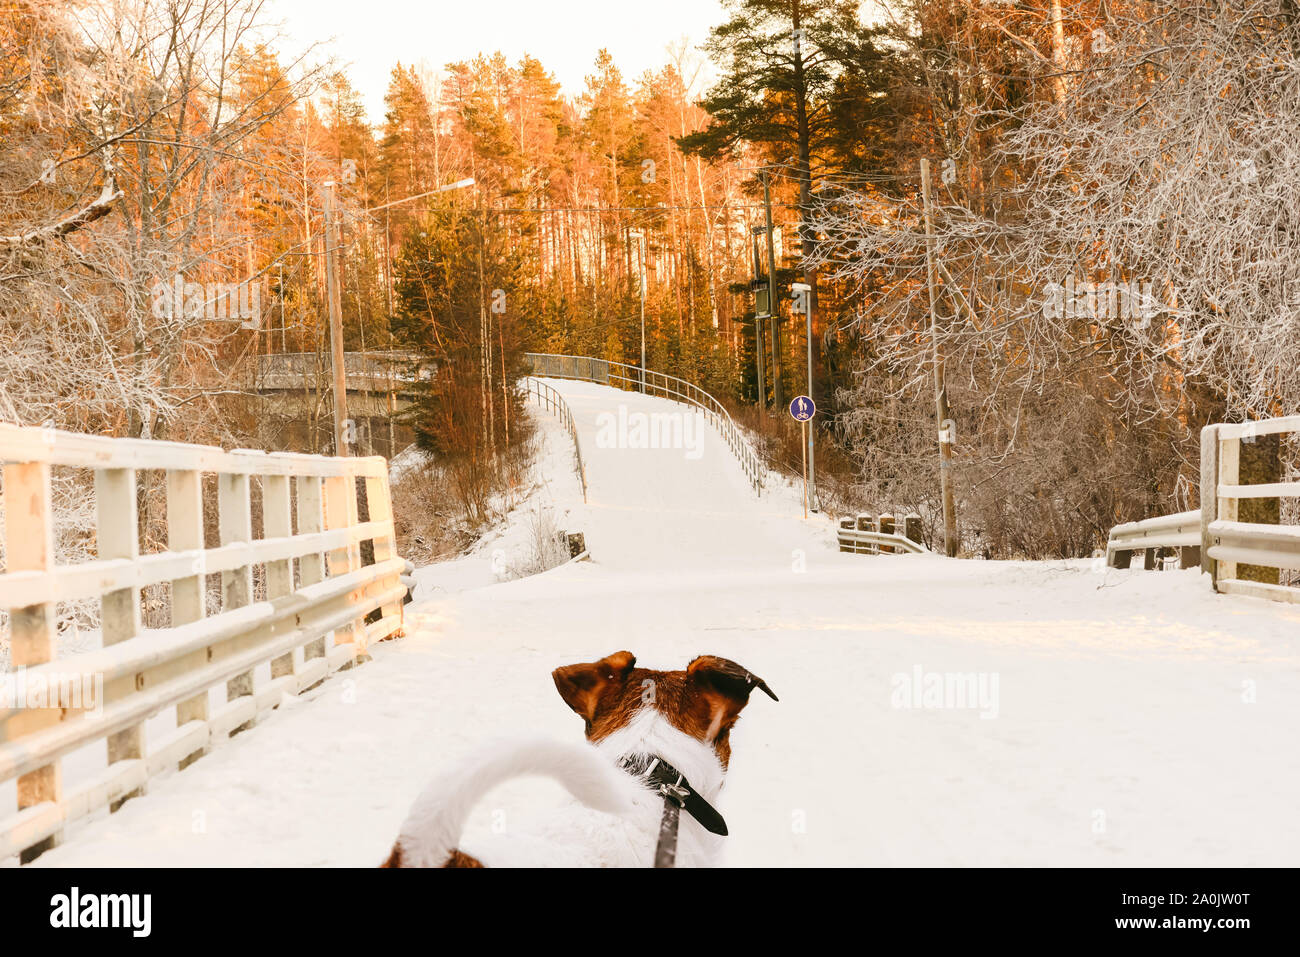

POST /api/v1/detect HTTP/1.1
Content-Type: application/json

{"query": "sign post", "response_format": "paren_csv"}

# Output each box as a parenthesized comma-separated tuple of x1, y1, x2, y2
(791, 282, 815, 512)
(789, 395, 815, 519)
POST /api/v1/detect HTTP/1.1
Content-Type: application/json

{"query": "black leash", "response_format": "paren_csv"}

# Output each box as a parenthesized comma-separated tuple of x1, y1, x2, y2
(619, 754, 727, 868)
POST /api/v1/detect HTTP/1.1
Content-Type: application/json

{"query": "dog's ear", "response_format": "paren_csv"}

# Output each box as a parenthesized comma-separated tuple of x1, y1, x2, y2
(552, 651, 637, 723)
(687, 655, 778, 735)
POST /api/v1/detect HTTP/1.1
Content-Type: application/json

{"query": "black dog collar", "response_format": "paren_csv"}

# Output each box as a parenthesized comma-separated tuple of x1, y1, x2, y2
(618, 753, 727, 867)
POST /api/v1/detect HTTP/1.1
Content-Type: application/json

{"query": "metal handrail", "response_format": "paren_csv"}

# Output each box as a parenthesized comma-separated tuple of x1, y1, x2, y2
(837, 527, 929, 555)
(524, 353, 763, 493)
(1104, 508, 1201, 570)
(524, 376, 587, 503)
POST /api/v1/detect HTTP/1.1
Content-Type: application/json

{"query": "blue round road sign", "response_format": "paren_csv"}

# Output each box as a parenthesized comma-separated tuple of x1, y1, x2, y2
(789, 395, 815, 421)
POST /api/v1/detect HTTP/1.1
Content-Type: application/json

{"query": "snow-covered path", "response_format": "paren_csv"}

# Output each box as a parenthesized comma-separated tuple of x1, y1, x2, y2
(34, 378, 1300, 867)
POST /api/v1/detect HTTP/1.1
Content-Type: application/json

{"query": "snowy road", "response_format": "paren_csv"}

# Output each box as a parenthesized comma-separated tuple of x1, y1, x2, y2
(34, 378, 1300, 867)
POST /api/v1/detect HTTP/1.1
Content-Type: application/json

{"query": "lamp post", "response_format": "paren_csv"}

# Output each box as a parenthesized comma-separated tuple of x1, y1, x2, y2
(321, 176, 474, 456)
(751, 225, 769, 409)
(791, 281, 815, 510)
(628, 228, 647, 392)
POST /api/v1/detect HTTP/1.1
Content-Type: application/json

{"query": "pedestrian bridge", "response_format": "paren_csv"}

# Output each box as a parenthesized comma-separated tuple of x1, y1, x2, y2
(2, 367, 1299, 866)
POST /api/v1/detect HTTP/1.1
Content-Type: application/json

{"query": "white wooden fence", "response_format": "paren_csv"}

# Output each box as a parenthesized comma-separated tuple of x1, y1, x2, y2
(1202, 417, 1300, 604)
(1105, 415, 1300, 603)
(0, 424, 406, 863)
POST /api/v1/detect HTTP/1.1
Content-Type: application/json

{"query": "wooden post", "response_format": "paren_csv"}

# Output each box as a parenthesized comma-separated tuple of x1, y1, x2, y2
(905, 514, 922, 545)
(1109, 547, 1134, 569)
(264, 474, 300, 678)
(855, 513, 874, 554)
(920, 159, 958, 558)
(879, 513, 896, 554)
(566, 532, 587, 558)
(218, 471, 256, 732)
(96, 467, 145, 807)
(839, 517, 854, 552)
(363, 467, 404, 638)
(1237, 431, 1281, 584)
(324, 473, 364, 658)
(3, 461, 62, 860)
(1216, 432, 1240, 586)
(1200, 424, 1219, 584)
(167, 469, 208, 769)
(323, 182, 350, 457)
(297, 475, 327, 663)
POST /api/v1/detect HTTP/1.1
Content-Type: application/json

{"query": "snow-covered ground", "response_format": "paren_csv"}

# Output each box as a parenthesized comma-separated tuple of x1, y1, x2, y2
(30, 378, 1300, 867)
(401, 393, 588, 599)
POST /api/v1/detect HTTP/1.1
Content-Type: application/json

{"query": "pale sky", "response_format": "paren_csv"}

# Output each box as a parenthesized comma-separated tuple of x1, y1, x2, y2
(268, 0, 733, 121)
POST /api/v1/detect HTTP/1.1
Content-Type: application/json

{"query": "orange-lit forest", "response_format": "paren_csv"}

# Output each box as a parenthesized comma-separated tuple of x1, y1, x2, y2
(5, 0, 1299, 558)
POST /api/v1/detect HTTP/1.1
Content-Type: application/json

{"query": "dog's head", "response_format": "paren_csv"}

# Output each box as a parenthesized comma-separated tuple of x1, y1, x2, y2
(551, 651, 777, 768)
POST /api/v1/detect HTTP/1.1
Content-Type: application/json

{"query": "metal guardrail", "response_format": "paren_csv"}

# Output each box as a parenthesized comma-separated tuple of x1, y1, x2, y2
(837, 513, 928, 555)
(0, 423, 405, 863)
(837, 528, 929, 555)
(1106, 510, 1202, 569)
(525, 377, 587, 503)
(525, 353, 763, 493)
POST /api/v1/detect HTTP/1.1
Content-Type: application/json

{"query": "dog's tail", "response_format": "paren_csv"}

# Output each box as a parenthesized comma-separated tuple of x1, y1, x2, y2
(389, 737, 641, 867)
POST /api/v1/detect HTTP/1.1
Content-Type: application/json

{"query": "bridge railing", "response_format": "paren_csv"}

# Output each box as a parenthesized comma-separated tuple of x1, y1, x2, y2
(256, 351, 432, 393)
(1202, 417, 1300, 603)
(524, 377, 587, 503)
(1103, 416, 1300, 603)
(524, 353, 763, 493)
(0, 424, 406, 863)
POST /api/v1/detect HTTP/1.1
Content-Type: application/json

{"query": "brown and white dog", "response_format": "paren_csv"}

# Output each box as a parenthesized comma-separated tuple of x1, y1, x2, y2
(381, 651, 776, 867)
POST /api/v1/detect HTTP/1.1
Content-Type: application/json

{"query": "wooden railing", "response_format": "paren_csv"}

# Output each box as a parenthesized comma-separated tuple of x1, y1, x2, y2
(0, 424, 406, 863)
(1202, 417, 1300, 603)
(1103, 416, 1299, 603)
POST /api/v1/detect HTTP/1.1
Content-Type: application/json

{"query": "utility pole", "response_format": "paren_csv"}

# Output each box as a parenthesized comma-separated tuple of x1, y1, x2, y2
(920, 159, 958, 557)
(322, 181, 349, 457)
(761, 169, 783, 409)
(750, 226, 768, 409)
(478, 199, 491, 452)
(629, 229, 647, 392)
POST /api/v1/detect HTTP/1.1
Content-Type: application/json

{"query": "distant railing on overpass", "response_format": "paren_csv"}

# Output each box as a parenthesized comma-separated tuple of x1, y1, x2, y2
(524, 377, 587, 503)
(256, 351, 431, 394)
(0, 424, 406, 863)
(524, 353, 763, 493)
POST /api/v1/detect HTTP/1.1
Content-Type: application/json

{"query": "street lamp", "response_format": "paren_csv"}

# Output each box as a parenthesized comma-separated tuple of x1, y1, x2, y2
(627, 229, 647, 392)
(322, 176, 474, 456)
